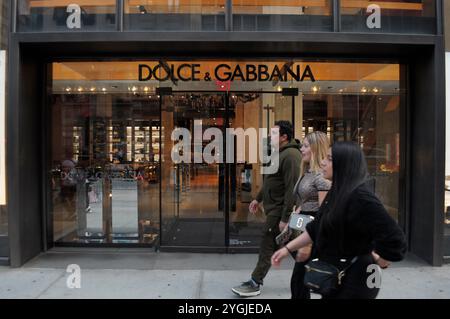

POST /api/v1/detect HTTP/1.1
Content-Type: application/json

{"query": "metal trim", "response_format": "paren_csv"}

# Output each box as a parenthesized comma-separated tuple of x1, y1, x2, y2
(11, 0, 16, 33)
(10, 31, 440, 45)
(334, 0, 341, 32)
(226, 0, 232, 31)
(117, 0, 124, 32)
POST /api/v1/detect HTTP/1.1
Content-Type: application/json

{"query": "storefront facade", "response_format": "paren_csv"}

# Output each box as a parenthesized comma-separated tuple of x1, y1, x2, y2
(3, 0, 447, 267)
(0, 0, 9, 266)
(444, 0, 450, 263)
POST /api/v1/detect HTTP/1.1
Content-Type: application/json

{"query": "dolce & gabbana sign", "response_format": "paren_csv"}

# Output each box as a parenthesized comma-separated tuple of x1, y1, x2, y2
(138, 63, 315, 82)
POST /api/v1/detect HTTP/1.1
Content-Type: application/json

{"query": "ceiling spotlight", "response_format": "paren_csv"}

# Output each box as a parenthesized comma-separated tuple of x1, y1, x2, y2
(372, 88, 379, 93)
(312, 86, 319, 92)
(102, 88, 107, 92)
(90, 87, 96, 92)
(361, 87, 368, 93)
(132, 86, 138, 92)
(65, 87, 72, 92)
(144, 87, 149, 92)
(77, 87, 83, 92)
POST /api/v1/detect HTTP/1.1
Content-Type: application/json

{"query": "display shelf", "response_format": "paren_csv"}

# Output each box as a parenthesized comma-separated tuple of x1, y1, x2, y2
(108, 123, 128, 163)
(72, 126, 83, 162)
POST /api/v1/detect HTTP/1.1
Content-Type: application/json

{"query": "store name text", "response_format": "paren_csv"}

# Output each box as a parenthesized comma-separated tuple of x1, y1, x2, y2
(138, 63, 315, 82)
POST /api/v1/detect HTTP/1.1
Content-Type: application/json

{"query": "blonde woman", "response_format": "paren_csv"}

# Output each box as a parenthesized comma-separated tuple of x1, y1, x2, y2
(290, 131, 330, 299)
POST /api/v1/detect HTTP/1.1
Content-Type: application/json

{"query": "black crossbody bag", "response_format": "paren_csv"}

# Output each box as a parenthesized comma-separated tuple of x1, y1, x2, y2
(304, 256, 358, 296)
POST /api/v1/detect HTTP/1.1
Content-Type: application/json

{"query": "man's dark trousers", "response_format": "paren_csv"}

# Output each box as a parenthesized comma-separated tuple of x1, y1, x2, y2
(251, 214, 281, 284)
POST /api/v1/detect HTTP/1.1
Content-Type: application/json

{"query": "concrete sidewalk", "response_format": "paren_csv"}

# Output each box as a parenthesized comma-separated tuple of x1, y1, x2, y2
(0, 249, 449, 299)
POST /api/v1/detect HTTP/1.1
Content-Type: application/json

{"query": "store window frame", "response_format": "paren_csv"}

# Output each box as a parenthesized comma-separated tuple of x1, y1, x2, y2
(11, 0, 443, 35)
(15, 0, 119, 32)
(43, 56, 409, 252)
(338, 0, 440, 34)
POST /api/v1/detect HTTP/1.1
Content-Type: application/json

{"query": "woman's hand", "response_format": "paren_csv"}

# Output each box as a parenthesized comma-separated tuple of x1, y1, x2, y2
(271, 247, 290, 267)
(372, 251, 391, 269)
(279, 221, 288, 233)
(249, 200, 260, 214)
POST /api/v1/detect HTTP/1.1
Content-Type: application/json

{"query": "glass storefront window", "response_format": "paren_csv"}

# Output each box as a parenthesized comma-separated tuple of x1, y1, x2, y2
(0, 50, 6, 236)
(49, 89, 161, 244)
(341, 0, 436, 34)
(302, 92, 401, 221)
(124, 0, 226, 31)
(232, 0, 333, 31)
(17, 0, 116, 32)
(0, 0, 7, 238)
(50, 60, 402, 246)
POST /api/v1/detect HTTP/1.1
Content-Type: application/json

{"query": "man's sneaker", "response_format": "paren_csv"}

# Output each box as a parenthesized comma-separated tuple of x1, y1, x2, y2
(231, 280, 261, 297)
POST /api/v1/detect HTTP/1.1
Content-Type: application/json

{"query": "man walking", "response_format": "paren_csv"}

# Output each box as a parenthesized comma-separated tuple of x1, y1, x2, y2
(232, 120, 301, 297)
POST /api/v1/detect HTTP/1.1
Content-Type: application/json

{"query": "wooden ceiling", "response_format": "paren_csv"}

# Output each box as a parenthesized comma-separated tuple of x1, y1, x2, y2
(53, 61, 399, 82)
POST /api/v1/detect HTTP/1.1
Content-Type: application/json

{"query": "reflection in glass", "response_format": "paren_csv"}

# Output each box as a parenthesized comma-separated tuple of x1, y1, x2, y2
(341, 0, 436, 34)
(17, 0, 116, 32)
(232, 0, 333, 31)
(50, 90, 160, 245)
(124, 0, 226, 31)
(302, 93, 401, 222)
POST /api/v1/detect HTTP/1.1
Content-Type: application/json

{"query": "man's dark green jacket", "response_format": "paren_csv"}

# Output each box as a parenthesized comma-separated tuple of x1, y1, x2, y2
(256, 139, 301, 223)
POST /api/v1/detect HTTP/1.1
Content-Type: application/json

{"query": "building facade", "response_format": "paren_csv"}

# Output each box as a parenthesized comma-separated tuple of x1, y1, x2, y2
(445, 0, 450, 262)
(0, 0, 9, 265)
(1, 0, 447, 267)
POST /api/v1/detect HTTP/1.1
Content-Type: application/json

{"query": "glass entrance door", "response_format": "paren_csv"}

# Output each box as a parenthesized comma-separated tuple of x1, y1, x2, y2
(160, 92, 227, 247)
(159, 90, 298, 249)
(227, 91, 298, 249)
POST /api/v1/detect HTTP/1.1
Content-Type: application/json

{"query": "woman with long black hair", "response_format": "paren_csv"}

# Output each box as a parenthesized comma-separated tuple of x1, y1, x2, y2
(271, 142, 407, 299)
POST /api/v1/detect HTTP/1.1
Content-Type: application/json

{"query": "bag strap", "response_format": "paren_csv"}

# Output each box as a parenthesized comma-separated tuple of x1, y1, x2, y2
(343, 256, 358, 271)
(337, 256, 359, 284)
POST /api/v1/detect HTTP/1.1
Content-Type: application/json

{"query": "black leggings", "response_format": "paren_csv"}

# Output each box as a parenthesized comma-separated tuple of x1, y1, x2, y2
(290, 211, 316, 299)
(290, 261, 311, 299)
